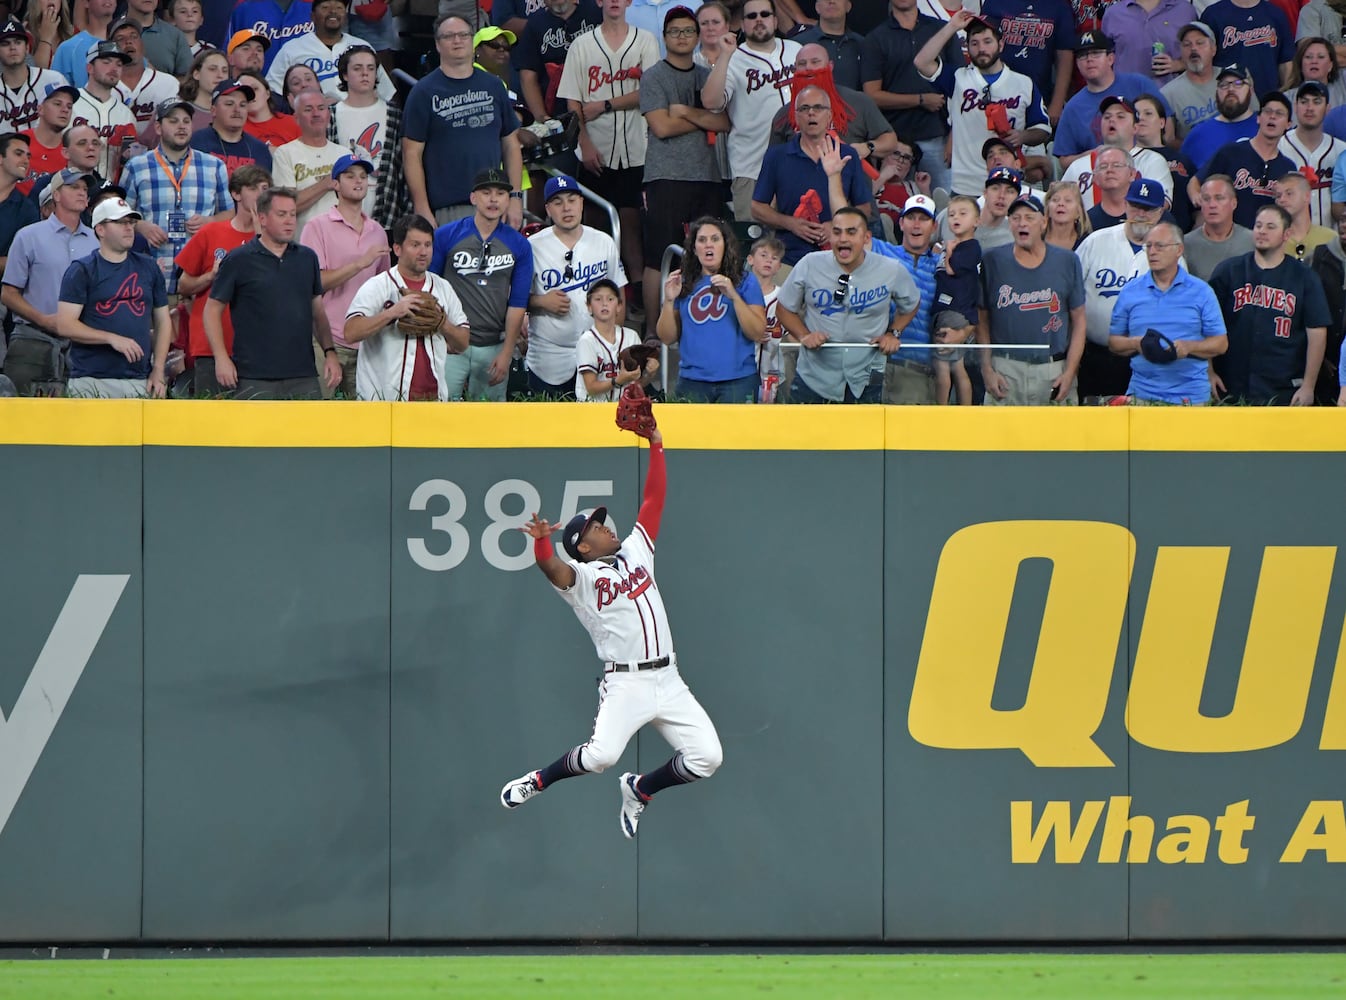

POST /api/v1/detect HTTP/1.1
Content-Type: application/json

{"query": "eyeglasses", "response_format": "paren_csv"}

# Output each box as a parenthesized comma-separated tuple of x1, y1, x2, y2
(1143, 241, 1181, 250)
(562, 248, 574, 283)
(892, 152, 914, 163)
(665, 26, 698, 37)
(438, 30, 472, 41)
(832, 272, 850, 304)
(1095, 162, 1127, 171)
(479, 39, 510, 50)
(980, 83, 991, 107)
(743, 10, 773, 19)
(1216, 79, 1249, 90)
(796, 102, 830, 114)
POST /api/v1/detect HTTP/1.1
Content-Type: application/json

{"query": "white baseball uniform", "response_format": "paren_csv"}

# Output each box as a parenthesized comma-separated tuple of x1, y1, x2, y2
(0, 66, 68, 134)
(347, 268, 468, 401)
(1279, 129, 1344, 227)
(527, 224, 626, 386)
(556, 24, 660, 169)
(117, 67, 180, 145)
(575, 324, 642, 401)
(71, 89, 138, 180)
(716, 38, 800, 179)
(1061, 145, 1174, 205)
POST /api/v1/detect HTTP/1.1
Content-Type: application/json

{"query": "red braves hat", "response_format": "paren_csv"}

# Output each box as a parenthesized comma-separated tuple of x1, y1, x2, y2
(563, 507, 608, 561)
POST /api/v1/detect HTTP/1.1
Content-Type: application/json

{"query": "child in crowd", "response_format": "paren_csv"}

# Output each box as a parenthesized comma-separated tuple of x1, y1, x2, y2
(933, 194, 981, 406)
(574, 279, 657, 402)
(747, 235, 788, 402)
(169, 0, 210, 57)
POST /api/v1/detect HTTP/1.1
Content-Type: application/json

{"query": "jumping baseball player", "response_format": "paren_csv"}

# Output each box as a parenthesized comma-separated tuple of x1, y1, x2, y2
(503, 425, 723, 838)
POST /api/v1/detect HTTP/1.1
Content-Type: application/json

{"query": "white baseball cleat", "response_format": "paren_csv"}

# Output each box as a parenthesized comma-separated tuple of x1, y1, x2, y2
(501, 771, 543, 809)
(619, 772, 647, 838)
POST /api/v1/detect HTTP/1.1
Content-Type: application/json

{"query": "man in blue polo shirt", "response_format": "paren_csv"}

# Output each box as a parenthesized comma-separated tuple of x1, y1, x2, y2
(1109, 221, 1227, 404)
(204, 186, 341, 399)
(751, 86, 871, 269)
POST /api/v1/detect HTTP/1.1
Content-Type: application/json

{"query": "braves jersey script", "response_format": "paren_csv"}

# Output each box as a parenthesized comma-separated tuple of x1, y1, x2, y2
(1199, 0, 1294, 97)
(1200, 141, 1295, 229)
(981, 242, 1085, 355)
(117, 68, 183, 146)
(1061, 146, 1173, 205)
(575, 324, 641, 401)
(527, 224, 625, 383)
(72, 91, 138, 181)
(717, 38, 800, 178)
(557, 25, 660, 169)
(1279, 130, 1344, 226)
(229, 0, 314, 73)
(0, 67, 68, 135)
(1208, 253, 1332, 402)
(558, 519, 671, 665)
(430, 217, 533, 346)
(513, 3, 601, 117)
(923, 59, 1050, 197)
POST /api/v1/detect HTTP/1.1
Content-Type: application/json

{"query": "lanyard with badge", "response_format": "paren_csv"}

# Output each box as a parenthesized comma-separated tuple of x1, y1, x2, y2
(154, 147, 191, 243)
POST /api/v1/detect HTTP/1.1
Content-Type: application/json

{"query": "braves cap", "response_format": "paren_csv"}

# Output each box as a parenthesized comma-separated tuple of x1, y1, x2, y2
(228, 29, 271, 54)
(562, 507, 608, 562)
(331, 152, 374, 179)
(985, 165, 1023, 189)
(900, 194, 937, 218)
(0, 16, 29, 43)
(965, 14, 1000, 37)
(472, 167, 512, 192)
(1178, 21, 1215, 44)
(1008, 193, 1045, 214)
(91, 197, 141, 226)
(1217, 62, 1252, 82)
(544, 173, 581, 202)
(86, 39, 132, 64)
(1099, 94, 1137, 118)
(1125, 177, 1165, 208)
(1297, 80, 1331, 101)
(1074, 30, 1114, 53)
(41, 81, 79, 103)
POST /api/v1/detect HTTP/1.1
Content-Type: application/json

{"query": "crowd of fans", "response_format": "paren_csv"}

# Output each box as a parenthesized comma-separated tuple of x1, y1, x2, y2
(0, 0, 1344, 404)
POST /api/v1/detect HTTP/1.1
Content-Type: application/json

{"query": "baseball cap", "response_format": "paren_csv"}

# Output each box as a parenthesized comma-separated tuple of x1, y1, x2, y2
(544, 173, 581, 202)
(1297, 80, 1331, 101)
(91, 197, 141, 226)
(41, 81, 79, 103)
(108, 16, 142, 36)
(212, 78, 256, 103)
(86, 39, 131, 64)
(1099, 94, 1137, 118)
(1125, 177, 1165, 208)
(1217, 62, 1252, 83)
(331, 152, 374, 179)
(41, 167, 91, 205)
(562, 507, 608, 562)
(228, 29, 271, 54)
(663, 4, 699, 31)
(473, 25, 516, 47)
(901, 194, 937, 218)
(472, 167, 511, 192)
(1008, 193, 1045, 214)
(965, 14, 1000, 36)
(0, 16, 29, 44)
(155, 96, 195, 120)
(1075, 30, 1114, 53)
(981, 135, 1015, 160)
(985, 165, 1023, 189)
(1260, 90, 1293, 115)
(1178, 21, 1216, 43)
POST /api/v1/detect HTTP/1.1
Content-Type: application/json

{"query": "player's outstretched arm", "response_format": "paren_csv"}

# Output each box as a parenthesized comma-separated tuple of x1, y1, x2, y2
(636, 431, 666, 542)
(520, 514, 577, 589)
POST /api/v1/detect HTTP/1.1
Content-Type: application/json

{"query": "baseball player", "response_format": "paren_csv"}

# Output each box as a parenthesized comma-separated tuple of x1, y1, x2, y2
(503, 426, 723, 839)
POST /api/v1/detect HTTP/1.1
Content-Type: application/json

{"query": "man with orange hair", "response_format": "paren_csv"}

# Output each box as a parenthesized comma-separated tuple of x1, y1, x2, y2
(768, 43, 898, 164)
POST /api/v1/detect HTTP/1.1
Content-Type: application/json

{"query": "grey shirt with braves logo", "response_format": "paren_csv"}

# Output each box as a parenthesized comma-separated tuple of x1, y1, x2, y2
(980, 243, 1085, 357)
(777, 248, 920, 401)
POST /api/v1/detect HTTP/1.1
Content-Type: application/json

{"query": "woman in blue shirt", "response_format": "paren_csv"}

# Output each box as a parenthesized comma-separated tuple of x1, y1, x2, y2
(656, 216, 767, 403)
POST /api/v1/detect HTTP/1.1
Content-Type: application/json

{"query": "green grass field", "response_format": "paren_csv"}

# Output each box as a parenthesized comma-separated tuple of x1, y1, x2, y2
(3, 953, 1345, 1000)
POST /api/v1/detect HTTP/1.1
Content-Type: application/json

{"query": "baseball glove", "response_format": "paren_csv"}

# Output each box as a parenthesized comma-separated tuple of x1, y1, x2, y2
(618, 343, 659, 372)
(1139, 328, 1178, 364)
(397, 289, 446, 337)
(615, 382, 657, 439)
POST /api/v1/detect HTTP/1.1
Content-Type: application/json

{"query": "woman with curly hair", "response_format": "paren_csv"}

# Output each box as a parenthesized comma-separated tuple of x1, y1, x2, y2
(656, 217, 767, 402)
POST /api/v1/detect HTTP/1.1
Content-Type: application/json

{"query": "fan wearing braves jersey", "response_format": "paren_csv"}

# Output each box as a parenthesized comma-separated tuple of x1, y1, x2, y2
(574, 277, 651, 400)
(229, 0, 314, 74)
(1060, 96, 1173, 206)
(1199, 91, 1296, 229)
(505, 427, 723, 839)
(1278, 81, 1342, 227)
(112, 19, 180, 148)
(72, 41, 138, 181)
(915, 11, 1051, 198)
(0, 17, 68, 136)
(1209, 202, 1331, 404)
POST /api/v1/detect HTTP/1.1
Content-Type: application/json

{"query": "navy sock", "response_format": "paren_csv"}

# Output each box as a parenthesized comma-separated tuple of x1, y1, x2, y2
(537, 746, 588, 789)
(635, 752, 698, 798)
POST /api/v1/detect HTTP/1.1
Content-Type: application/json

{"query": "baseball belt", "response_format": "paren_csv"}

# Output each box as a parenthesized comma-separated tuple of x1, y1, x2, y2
(604, 655, 671, 674)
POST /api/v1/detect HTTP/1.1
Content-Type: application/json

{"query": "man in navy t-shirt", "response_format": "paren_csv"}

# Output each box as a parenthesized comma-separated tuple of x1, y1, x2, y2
(1200, 0, 1293, 98)
(56, 195, 171, 398)
(1200, 90, 1296, 229)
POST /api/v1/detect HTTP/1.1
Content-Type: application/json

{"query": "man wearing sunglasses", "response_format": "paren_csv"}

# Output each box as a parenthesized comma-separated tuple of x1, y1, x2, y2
(1199, 90, 1295, 229)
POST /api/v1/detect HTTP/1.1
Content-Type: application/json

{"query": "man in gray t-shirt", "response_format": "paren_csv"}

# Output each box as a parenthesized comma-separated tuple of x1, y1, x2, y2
(1160, 23, 1220, 141)
(1183, 174, 1255, 280)
(979, 194, 1087, 406)
(776, 206, 920, 402)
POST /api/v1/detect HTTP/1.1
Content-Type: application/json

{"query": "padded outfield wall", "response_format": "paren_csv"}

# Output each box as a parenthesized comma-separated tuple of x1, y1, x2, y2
(2, 402, 1345, 942)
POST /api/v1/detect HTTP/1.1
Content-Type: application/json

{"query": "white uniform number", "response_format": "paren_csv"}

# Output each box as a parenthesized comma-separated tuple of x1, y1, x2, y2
(408, 478, 615, 572)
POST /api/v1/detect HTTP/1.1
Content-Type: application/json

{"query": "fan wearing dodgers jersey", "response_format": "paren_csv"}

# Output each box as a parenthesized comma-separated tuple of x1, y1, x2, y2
(913, 10, 1051, 198)
(527, 173, 625, 396)
(505, 424, 723, 839)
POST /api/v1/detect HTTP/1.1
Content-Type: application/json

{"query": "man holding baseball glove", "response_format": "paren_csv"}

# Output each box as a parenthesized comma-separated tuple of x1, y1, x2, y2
(344, 213, 470, 401)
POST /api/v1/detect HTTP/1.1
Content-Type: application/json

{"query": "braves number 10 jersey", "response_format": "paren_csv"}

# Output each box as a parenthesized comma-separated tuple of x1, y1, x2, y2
(559, 522, 671, 664)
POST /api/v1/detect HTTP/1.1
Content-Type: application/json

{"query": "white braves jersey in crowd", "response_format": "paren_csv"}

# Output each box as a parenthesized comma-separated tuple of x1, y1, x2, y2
(347, 269, 468, 401)
(921, 59, 1049, 197)
(575, 324, 641, 401)
(0, 67, 67, 134)
(265, 29, 396, 102)
(557, 24, 660, 170)
(716, 37, 799, 178)
(557, 521, 672, 664)
(1076, 224, 1185, 346)
(71, 89, 138, 179)
(527, 224, 626, 384)
(1279, 129, 1343, 226)
(1061, 146, 1174, 205)
(117, 67, 181, 143)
